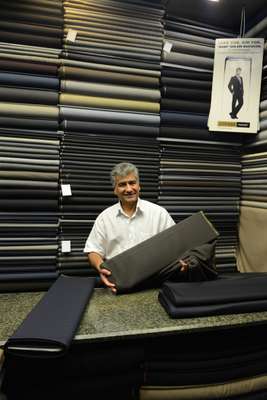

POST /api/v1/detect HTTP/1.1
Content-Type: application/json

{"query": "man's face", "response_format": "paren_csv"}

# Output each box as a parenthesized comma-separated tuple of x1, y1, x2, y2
(236, 68, 241, 76)
(114, 173, 140, 205)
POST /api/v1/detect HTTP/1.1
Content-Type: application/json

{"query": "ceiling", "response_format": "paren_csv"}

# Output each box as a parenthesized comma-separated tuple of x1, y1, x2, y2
(163, 0, 267, 32)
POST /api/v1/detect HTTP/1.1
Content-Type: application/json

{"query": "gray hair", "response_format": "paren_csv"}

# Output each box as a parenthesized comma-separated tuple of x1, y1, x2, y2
(110, 162, 139, 187)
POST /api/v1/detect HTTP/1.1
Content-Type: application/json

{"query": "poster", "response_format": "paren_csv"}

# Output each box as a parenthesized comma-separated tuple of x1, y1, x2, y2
(208, 38, 264, 134)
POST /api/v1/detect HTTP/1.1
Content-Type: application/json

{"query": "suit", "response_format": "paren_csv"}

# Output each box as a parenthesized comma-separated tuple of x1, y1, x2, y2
(228, 75, 244, 117)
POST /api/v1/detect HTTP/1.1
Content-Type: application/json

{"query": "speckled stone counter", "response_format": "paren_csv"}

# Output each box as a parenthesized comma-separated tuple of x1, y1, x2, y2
(1, 288, 267, 345)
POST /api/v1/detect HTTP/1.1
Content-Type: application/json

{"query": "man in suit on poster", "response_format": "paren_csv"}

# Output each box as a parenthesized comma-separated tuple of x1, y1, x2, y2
(228, 67, 244, 119)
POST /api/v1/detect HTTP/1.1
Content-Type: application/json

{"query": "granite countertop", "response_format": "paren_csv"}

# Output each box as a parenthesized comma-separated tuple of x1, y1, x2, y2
(1, 288, 267, 345)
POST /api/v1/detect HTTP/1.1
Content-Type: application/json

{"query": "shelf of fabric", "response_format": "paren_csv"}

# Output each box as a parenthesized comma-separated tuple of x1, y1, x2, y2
(159, 16, 241, 273)
(58, 0, 164, 278)
(0, 1, 63, 292)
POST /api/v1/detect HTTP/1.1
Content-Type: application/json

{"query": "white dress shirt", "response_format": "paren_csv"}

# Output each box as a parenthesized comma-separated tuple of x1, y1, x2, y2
(83, 198, 175, 259)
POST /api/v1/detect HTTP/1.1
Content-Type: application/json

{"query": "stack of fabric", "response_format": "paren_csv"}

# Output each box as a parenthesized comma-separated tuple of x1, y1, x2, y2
(58, 0, 164, 277)
(0, 0, 62, 49)
(238, 20, 267, 273)
(158, 16, 242, 273)
(141, 324, 267, 400)
(0, 0, 63, 291)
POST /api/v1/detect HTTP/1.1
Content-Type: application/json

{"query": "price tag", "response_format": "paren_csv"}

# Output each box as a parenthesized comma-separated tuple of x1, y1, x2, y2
(66, 29, 77, 42)
(61, 184, 72, 196)
(164, 41, 173, 53)
(61, 240, 71, 253)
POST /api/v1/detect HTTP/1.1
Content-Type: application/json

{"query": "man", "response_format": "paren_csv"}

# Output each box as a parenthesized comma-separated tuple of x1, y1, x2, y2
(84, 162, 187, 292)
(228, 67, 244, 119)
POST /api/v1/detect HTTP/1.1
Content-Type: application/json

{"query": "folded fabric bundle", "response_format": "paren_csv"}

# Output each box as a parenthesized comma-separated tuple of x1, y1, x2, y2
(5, 275, 95, 357)
(101, 212, 219, 293)
(159, 273, 267, 318)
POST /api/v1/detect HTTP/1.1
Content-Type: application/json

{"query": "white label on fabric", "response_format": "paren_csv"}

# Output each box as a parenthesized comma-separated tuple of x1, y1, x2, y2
(61, 240, 71, 253)
(164, 41, 173, 53)
(61, 184, 72, 196)
(66, 29, 77, 42)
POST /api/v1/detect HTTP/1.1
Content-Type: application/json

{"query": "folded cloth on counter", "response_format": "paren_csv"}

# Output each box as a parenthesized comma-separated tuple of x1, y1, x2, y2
(100, 212, 219, 293)
(159, 273, 267, 318)
(5, 275, 95, 357)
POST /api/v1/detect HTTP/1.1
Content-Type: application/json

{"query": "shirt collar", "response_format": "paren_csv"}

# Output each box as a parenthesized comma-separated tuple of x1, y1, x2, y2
(116, 198, 144, 218)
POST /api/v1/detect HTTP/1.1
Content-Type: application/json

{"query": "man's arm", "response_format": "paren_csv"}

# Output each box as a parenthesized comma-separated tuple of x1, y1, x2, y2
(228, 77, 234, 93)
(88, 252, 104, 272)
(84, 216, 116, 292)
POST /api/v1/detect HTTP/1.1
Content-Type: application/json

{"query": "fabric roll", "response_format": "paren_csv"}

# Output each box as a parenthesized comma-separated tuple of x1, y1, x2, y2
(161, 76, 212, 89)
(140, 373, 267, 400)
(260, 99, 267, 111)
(62, 51, 161, 70)
(0, 117, 59, 130)
(61, 80, 160, 101)
(101, 212, 219, 293)
(59, 66, 159, 88)
(245, 16, 267, 37)
(0, 58, 58, 75)
(61, 120, 159, 137)
(0, 103, 58, 119)
(64, 17, 162, 35)
(60, 106, 159, 125)
(0, 87, 58, 105)
(0, 72, 59, 89)
(162, 86, 210, 101)
(159, 273, 267, 318)
(162, 68, 212, 81)
(161, 98, 210, 114)
(0, 179, 58, 189)
(62, 58, 160, 76)
(5, 275, 95, 357)
(165, 19, 232, 39)
(0, 199, 57, 210)
(164, 39, 214, 57)
(0, 10, 63, 28)
(165, 30, 215, 46)
(162, 51, 213, 70)
(0, 29, 62, 48)
(0, 20, 62, 37)
(160, 112, 208, 127)
(63, 28, 161, 50)
(60, 93, 159, 113)
(63, 37, 161, 55)
(0, 272, 58, 282)
(64, 46, 160, 63)
(160, 127, 240, 142)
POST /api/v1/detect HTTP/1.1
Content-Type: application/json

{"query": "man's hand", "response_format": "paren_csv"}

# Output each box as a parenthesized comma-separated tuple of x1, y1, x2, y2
(99, 268, 117, 293)
(179, 259, 189, 272)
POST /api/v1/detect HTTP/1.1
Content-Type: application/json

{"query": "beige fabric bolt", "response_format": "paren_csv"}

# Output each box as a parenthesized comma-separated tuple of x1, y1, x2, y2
(60, 93, 159, 113)
(237, 206, 267, 272)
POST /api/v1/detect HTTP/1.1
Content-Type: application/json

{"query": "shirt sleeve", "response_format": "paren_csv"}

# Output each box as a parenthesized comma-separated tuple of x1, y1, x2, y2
(159, 208, 176, 232)
(83, 214, 106, 257)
